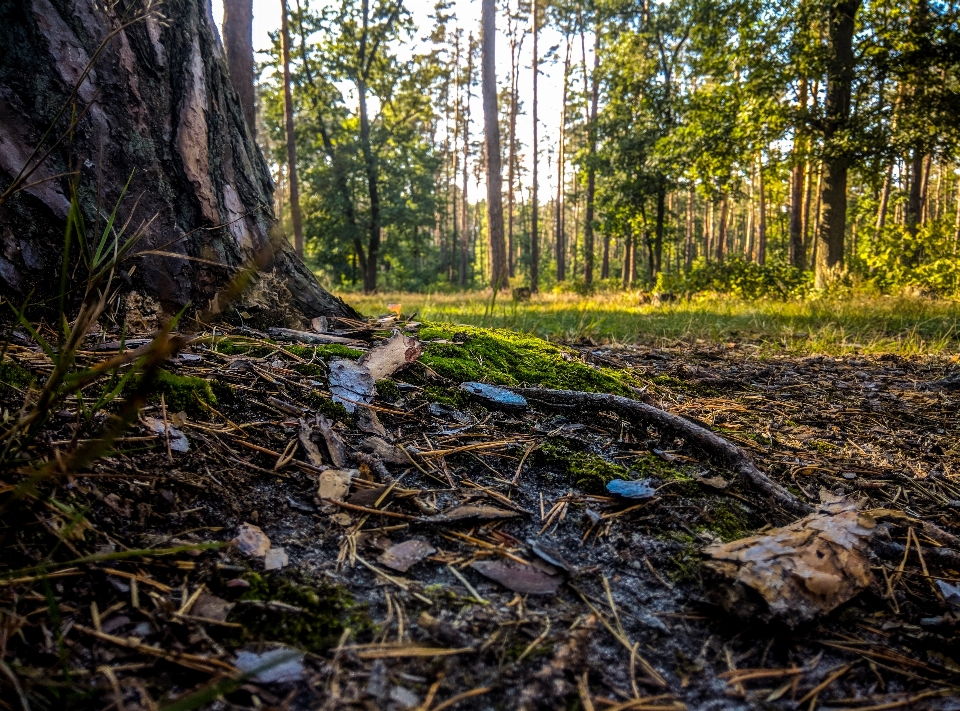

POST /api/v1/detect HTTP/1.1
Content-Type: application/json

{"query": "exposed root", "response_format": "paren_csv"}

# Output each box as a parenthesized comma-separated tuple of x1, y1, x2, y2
(513, 387, 814, 517)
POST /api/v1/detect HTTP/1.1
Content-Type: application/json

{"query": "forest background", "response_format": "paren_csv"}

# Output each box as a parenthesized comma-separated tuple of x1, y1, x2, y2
(239, 0, 960, 316)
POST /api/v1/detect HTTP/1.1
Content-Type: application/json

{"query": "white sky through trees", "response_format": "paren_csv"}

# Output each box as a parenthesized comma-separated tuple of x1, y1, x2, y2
(212, 0, 594, 197)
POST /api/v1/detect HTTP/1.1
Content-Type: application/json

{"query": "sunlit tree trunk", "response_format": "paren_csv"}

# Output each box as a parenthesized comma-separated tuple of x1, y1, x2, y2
(530, 2, 539, 293)
(507, 26, 523, 279)
(482, 0, 508, 290)
(814, 0, 862, 287)
(279, 0, 304, 259)
(757, 156, 767, 265)
(789, 78, 807, 268)
(460, 35, 474, 288)
(581, 15, 599, 287)
(555, 37, 571, 283)
(684, 188, 694, 272)
(223, 0, 256, 137)
(716, 194, 728, 263)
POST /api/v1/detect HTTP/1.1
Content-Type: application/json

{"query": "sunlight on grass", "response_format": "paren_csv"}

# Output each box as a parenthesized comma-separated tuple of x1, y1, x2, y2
(338, 290, 960, 356)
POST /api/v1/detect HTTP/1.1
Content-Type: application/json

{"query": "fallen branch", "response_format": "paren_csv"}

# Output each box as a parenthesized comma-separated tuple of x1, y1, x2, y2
(513, 388, 813, 517)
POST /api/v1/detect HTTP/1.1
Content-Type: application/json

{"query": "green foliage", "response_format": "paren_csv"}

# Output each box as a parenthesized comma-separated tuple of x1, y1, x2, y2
(536, 438, 628, 495)
(418, 323, 637, 393)
(151, 370, 216, 415)
(0, 359, 34, 390)
(657, 258, 813, 299)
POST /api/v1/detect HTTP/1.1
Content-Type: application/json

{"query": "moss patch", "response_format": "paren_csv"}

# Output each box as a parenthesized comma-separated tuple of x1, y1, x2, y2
(151, 369, 216, 415)
(0, 359, 34, 389)
(419, 323, 637, 394)
(537, 438, 629, 494)
(699, 499, 753, 542)
(375, 379, 401, 401)
(288, 344, 365, 360)
(226, 573, 371, 653)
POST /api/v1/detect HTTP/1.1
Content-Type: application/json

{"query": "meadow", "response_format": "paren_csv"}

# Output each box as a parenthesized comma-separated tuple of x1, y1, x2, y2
(340, 289, 960, 357)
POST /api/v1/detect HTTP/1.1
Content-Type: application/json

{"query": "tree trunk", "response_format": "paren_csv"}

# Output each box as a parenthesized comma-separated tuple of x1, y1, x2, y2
(906, 146, 924, 239)
(716, 194, 728, 263)
(757, 156, 767, 265)
(0, 0, 354, 322)
(530, 3, 539, 293)
(653, 185, 665, 278)
(223, 0, 256, 137)
(814, 0, 862, 287)
(789, 78, 807, 268)
(876, 162, 892, 232)
(583, 23, 599, 288)
(279, 0, 304, 259)
(507, 30, 522, 279)
(684, 187, 694, 272)
(460, 35, 474, 289)
(481, 0, 508, 291)
(555, 37, 571, 283)
(357, 78, 382, 293)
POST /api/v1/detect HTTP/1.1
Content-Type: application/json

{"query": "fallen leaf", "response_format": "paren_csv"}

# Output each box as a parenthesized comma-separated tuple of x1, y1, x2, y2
(143, 416, 189, 452)
(698, 475, 730, 490)
(329, 333, 422, 413)
(318, 469, 355, 502)
(378, 539, 437, 572)
(264, 547, 288, 571)
(190, 593, 234, 622)
(421, 505, 522, 523)
(233, 523, 271, 557)
(317, 415, 349, 467)
(458, 382, 528, 411)
(298, 419, 325, 467)
(528, 539, 577, 575)
(348, 485, 391, 507)
(471, 559, 563, 595)
(360, 436, 408, 465)
(606, 479, 656, 499)
(703, 495, 876, 624)
(235, 646, 305, 683)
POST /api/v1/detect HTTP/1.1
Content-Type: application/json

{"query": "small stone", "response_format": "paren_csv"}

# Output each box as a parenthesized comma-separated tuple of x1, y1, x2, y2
(606, 479, 657, 500)
(458, 382, 528, 411)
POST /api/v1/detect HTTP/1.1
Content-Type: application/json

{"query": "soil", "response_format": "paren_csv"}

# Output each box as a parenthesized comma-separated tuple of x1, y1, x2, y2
(2, 324, 960, 711)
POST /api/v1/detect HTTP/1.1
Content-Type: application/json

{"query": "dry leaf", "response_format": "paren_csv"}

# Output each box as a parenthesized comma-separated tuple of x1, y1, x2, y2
(471, 559, 563, 595)
(191, 593, 234, 622)
(233, 523, 271, 557)
(317, 415, 349, 468)
(318, 469, 355, 502)
(378, 539, 437, 572)
(360, 436, 408, 465)
(298, 419, 325, 467)
(703, 495, 875, 624)
(143, 416, 189, 452)
(329, 333, 422, 412)
(264, 547, 289, 571)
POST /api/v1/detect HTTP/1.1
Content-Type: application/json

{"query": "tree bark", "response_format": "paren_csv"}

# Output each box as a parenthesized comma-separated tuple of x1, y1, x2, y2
(653, 184, 665, 278)
(507, 29, 522, 279)
(530, 3, 539, 293)
(684, 187, 694, 272)
(481, 0, 508, 291)
(814, 0, 861, 287)
(789, 78, 807, 268)
(583, 24, 599, 288)
(223, 0, 256, 137)
(555, 37, 571, 283)
(757, 156, 767, 265)
(279, 0, 304, 260)
(0, 0, 354, 322)
(460, 35, 474, 289)
(716, 194, 728, 263)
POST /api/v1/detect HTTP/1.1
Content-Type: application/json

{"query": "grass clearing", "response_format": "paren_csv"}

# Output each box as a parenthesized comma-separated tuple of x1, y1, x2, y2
(339, 289, 960, 356)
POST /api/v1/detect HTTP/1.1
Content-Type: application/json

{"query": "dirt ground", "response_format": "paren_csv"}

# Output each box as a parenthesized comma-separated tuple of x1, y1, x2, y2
(2, 324, 960, 711)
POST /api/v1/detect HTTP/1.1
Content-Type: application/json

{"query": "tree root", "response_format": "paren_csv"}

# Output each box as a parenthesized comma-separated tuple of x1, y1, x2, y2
(513, 387, 814, 517)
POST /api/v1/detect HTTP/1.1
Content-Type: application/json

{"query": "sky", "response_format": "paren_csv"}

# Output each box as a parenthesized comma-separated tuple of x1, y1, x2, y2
(210, 0, 594, 196)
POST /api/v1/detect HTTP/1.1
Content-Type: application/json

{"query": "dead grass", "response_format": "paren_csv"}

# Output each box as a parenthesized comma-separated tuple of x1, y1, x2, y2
(339, 290, 960, 356)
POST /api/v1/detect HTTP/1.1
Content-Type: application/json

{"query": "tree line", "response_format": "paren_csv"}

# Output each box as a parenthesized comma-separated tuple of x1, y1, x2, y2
(240, 0, 960, 295)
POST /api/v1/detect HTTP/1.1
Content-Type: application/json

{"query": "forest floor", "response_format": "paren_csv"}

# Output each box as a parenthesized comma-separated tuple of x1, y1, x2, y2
(2, 302, 960, 711)
(341, 290, 960, 357)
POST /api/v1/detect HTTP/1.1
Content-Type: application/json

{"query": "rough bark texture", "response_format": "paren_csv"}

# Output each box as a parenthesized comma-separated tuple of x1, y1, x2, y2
(0, 0, 356, 321)
(814, 0, 861, 287)
(279, 0, 304, 260)
(481, 0, 507, 291)
(222, 0, 255, 137)
(530, 3, 539, 294)
(788, 79, 807, 269)
(583, 28, 599, 288)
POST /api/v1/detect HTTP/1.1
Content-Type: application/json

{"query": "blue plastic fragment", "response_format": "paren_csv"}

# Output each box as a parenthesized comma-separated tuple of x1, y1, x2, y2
(606, 478, 657, 499)
(458, 382, 528, 410)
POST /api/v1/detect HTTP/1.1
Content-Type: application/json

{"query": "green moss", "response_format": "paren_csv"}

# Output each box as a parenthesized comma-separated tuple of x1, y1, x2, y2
(419, 323, 637, 394)
(227, 573, 371, 653)
(663, 532, 703, 585)
(212, 338, 274, 358)
(287, 344, 364, 360)
(375, 379, 401, 401)
(537, 439, 628, 494)
(0, 359, 34, 389)
(292, 363, 326, 378)
(152, 369, 216, 414)
(423, 385, 468, 408)
(699, 500, 753, 542)
(302, 392, 351, 421)
(208, 378, 237, 408)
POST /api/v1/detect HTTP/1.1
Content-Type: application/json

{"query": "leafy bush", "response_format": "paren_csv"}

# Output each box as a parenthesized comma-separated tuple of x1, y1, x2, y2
(657, 258, 813, 300)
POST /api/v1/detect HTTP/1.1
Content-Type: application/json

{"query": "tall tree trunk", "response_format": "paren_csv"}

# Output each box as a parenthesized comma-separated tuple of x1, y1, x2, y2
(357, 78, 381, 293)
(0, 0, 353, 321)
(684, 187, 694, 272)
(481, 0, 508, 290)
(653, 184, 665, 277)
(530, 3, 539, 293)
(507, 30, 522, 279)
(876, 162, 893, 232)
(906, 147, 924, 240)
(555, 37, 571, 283)
(450, 35, 461, 285)
(814, 0, 862, 287)
(583, 23, 599, 288)
(716, 194, 728, 263)
(279, 0, 304, 259)
(757, 155, 767, 265)
(223, 0, 256, 137)
(789, 78, 807, 268)
(460, 35, 474, 288)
